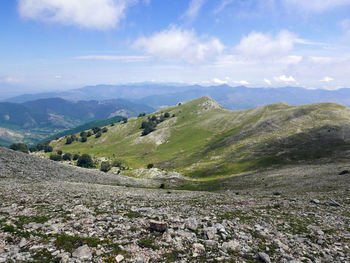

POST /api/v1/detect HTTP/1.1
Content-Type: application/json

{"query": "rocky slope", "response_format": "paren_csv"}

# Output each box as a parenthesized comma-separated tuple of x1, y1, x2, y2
(0, 147, 349, 262)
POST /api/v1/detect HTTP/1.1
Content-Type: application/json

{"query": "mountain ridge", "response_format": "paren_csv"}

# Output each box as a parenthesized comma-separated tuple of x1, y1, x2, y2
(47, 96, 350, 181)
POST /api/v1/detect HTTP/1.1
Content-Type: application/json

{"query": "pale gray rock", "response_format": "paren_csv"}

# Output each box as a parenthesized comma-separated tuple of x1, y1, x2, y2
(72, 245, 92, 260)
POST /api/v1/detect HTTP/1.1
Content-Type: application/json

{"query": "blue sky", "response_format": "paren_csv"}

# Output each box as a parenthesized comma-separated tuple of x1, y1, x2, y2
(1, 0, 350, 96)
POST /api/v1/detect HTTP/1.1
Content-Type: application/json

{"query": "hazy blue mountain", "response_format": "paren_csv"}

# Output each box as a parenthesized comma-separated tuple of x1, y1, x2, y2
(134, 85, 350, 110)
(5, 83, 194, 103)
(5, 84, 350, 110)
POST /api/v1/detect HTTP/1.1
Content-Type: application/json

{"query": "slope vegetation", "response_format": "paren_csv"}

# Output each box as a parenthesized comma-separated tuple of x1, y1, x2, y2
(50, 96, 350, 179)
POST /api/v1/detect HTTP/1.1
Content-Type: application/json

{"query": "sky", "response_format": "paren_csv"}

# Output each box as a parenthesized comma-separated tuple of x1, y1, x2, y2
(1, 0, 350, 96)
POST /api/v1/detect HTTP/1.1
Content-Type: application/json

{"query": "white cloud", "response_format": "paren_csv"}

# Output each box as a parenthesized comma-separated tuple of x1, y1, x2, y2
(134, 26, 224, 63)
(273, 75, 296, 83)
(55, 75, 62, 79)
(18, 0, 136, 30)
(283, 0, 350, 12)
(214, 0, 234, 14)
(74, 55, 151, 61)
(264, 78, 272, 85)
(233, 80, 249, 85)
(182, 0, 205, 21)
(212, 78, 228, 85)
(235, 30, 297, 58)
(1, 76, 21, 83)
(319, 76, 334, 82)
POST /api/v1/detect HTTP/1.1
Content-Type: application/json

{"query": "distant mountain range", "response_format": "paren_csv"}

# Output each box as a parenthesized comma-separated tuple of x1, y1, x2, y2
(4, 84, 350, 110)
(0, 97, 154, 146)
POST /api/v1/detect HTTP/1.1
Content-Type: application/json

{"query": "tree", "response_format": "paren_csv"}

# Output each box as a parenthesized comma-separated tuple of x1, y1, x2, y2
(73, 154, 80, 161)
(80, 131, 87, 137)
(10, 143, 29, 153)
(77, 154, 94, 168)
(62, 153, 72, 161)
(57, 150, 62, 155)
(87, 131, 92, 137)
(92, 127, 101, 134)
(147, 163, 154, 169)
(44, 145, 53, 153)
(102, 127, 108, 133)
(100, 161, 111, 172)
(95, 131, 102, 138)
(65, 137, 73, 145)
(123, 118, 128, 123)
(50, 154, 62, 161)
(80, 136, 87, 143)
(29, 145, 38, 152)
(164, 112, 170, 118)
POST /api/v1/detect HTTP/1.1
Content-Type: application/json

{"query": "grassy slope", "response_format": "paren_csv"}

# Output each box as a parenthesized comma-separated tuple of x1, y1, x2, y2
(50, 96, 350, 179)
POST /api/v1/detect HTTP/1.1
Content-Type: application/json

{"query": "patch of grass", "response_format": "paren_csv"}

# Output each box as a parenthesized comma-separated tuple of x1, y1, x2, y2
(15, 215, 50, 229)
(138, 237, 160, 250)
(54, 234, 100, 253)
(124, 211, 142, 219)
(30, 248, 60, 263)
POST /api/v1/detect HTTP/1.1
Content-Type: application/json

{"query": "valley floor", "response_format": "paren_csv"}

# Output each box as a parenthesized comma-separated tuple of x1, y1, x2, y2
(0, 178, 349, 263)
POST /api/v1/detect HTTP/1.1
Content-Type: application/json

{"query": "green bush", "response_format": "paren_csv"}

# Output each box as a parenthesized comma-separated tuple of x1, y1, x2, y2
(57, 150, 62, 155)
(10, 143, 29, 153)
(100, 161, 111, 172)
(92, 127, 101, 134)
(50, 154, 62, 161)
(43, 145, 53, 153)
(102, 127, 108, 133)
(147, 163, 154, 169)
(77, 154, 94, 168)
(73, 154, 80, 161)
(80, 136, 87, 142)
(95, 131, 102, 138)
(65, 137, 73, 145)
(62, 153, 72, 161)
(29, 145, 38, 152)
(164, 112, 170, 118)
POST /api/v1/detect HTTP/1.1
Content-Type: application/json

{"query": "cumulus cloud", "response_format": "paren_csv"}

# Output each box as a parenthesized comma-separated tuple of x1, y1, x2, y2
(134, 26, 224, 63)
(235, 30, 297, 58)
(273, 75, 296, 83)
(264, 78, 272, 85)
(283, 0, 350, 12)
(319, 76, 334, 82)
(233, 80, 249, 85)
(212, 78, 228, 85)
(18, 0, 136, 30)
(182, 0, 205, 21)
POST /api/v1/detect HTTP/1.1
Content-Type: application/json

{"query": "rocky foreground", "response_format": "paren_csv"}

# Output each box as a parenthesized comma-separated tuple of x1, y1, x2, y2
(0, 148, 350, 262)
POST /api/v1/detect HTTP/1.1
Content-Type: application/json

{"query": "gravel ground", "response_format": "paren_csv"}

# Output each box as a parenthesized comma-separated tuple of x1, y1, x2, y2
(0, 148, 349, 262)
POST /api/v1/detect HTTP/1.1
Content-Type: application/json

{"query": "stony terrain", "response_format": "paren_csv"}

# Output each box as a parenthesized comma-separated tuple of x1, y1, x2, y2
(1, 148, 350, 262)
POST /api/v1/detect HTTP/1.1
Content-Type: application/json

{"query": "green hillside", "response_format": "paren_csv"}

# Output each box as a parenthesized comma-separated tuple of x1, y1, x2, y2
(49, 96, 350, 180)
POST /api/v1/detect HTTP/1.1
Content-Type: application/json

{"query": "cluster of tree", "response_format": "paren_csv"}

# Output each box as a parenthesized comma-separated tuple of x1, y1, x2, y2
(26, 141, 53, 153)
(65, 134, 78, 145)
(99, 159, 128, 173)
(50, 151, 74, 162)
(77, 126, 110, 143)
(49, 151, 94, 168)
(138, 113, 146, 117)
(140, 112, 171, 136)
(10, 143, 29, 153)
